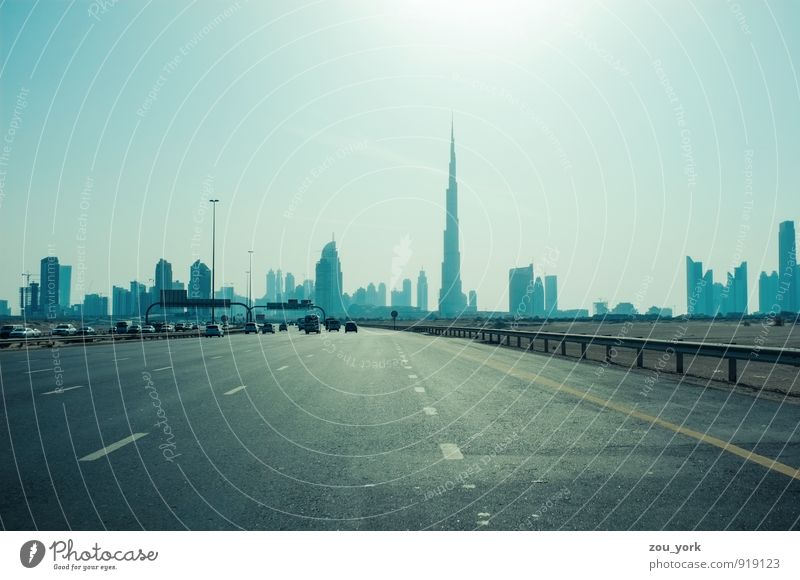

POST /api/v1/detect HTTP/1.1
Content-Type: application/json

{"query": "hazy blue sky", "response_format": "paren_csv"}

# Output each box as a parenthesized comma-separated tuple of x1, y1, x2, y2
(1, 0, 799, 314)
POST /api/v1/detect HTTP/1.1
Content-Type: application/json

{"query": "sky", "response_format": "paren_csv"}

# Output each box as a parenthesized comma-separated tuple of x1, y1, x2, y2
(1, 0, 799, 315)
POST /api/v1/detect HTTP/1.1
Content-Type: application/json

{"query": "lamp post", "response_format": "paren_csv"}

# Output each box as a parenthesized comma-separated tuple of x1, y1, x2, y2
(209, 199, 219, 324)
(248, 249, 254, 322)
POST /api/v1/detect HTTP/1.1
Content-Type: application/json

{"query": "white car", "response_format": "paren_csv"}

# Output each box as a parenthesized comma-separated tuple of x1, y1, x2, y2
(141, 325, 156, 333)
(205, 324, 224, 337)
(52, 324, 77, 336)
(9, 327, 36, 338)
(244, 322, 260, 334)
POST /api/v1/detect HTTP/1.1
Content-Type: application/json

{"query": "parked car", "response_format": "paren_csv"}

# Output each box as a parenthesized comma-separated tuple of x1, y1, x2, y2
(141, 325, 156, 333)
(162, 323, 175, 332)
(261, 323, 275, 334)
(127, 324, 142, 334)
(0, 325, 23, 339)
(244, 322, 260, 334)
(52, 324, 77, 336)
(279, 323, 287, 332)
(77, 326, 96, 335)
(345, 321, 358, 333)
(326, 318, 341, 331)
(205, 324, 224, 338)
(30, 328, 42, 337)
(9, 327, 36, 338)
(174, 323, 186, 331)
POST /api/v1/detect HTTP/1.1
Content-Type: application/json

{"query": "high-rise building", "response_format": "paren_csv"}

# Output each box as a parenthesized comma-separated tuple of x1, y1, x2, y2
(82, 294, 108, 317)
(266, 269, 277, 302)
(533, 277, 545, 317)
(467, 290, 477, 313)
(778, 220, 796, 312)
(40, 255, 60, 318)
(130, 281, 147, 318)
(392, 279, 413, 307)
(544, 275, 558, 317)
(189, 260, 211, 300)
(155, 258, 173, 297)
(112, 286, 130, 317)
(417, 271, 428, 311)
(438, 119, 467, 317)
(59, 265, 72, 309)
(366, 283, 378, 306)
(508, 265, 534, 316)
(276, 269, 284, 302)
(732, 262, 748, 314)
(303, 279, 314, 301)
(315, 240, 343, 317)
(285, 272, 296, 300)
(0, 300, 10, 317)
(594, 301, 609, 316)
(686, 256, 714, 316)
(759, 271, 779, 313)
(377, 282, 387, 307)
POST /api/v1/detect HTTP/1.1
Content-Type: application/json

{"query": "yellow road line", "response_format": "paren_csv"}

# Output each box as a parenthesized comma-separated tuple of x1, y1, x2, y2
(436, 341, 800, 481)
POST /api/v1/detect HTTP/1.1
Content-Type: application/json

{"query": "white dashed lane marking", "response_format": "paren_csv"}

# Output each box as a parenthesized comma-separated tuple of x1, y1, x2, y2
(210, 355, 223, 360)
(277, 365, 289, 371)
(152, 366, 172, 372)
(439, 443, 464, 460)
(423, 407, 438, 416)
(26, 369, 50, 374)
(408, 374, 418, 379)
(414, 387, 426, 393)
(42, 385, 84, 395)
(79, 433, 148, 462)
(224, 386, 247, 395)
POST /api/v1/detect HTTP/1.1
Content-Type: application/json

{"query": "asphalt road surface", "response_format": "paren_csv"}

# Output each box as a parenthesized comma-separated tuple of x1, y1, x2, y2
(1, 327, 798, 530)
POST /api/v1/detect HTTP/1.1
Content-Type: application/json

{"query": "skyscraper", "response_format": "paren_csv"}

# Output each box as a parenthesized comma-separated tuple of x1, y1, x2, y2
(315, 240, 343, 317)
(778, 220, 796, 312)
(467, 290, 477, 313)
(732, 261, 748, 314)
(189, 260, 212, 299)
(417, 270, 428, 311)
(59, 265, 72, 309)
(544, 275, 558, 317)
(377, 282, 387, 307)
(438, 119, 467, 317)
(154, 258, 173, 296)
(533, 276, 545, 317)
(367, 282, 378, 306)
(508, 264, 534, 316)
(285, 272, 296, 300)
(276, 269, 284, 301)
(40, 255, 59, 318)
(266, 269, 277, 302)
(759, 271, 779, 313)
(686, 256, 713, 316)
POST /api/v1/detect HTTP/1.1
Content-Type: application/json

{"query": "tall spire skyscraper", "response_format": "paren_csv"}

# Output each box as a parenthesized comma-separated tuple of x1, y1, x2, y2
(438, 117, 467, 317)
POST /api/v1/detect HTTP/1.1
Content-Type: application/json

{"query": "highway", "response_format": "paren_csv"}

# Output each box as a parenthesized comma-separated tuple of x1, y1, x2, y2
(1, 326, 798, 530)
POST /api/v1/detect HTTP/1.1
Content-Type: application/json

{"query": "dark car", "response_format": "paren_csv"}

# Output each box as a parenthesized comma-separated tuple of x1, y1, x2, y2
(326, 318, 341, 331)
(1, 325, 23, 339)
(279, 323, 287, 331)
(344, 321, 358, 333)
(261, 323, 275, 334)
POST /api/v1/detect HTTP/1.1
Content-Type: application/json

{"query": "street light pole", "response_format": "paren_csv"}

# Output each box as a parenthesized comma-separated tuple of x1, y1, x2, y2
(209, 199, 219, 324)
(248, 249, 254, 322)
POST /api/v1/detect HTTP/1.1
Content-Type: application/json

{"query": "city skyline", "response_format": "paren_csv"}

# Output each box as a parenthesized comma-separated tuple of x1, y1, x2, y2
(2, 2, 800, 317)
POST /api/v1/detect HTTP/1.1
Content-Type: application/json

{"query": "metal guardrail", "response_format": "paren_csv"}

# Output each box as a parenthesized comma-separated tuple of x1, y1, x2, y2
(0, 328, 245, 348)
(365, 324, 800, 383)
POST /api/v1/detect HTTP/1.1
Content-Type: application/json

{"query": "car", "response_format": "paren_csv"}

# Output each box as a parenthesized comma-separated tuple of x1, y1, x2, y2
(261, 323, 275, 334)
(9, 327, 36, 338)
(345, 321, 358, 333)
(326, 318, 341, 331)
(0, 325, 23, 339)
(279, 323, 287, 331)
(244, 322, 260, 334)
(141, 325, 156, 333)
(205, 324, 224, 338)
(190, 323, 199, 330)
(52, 324, 77, 336)
(162, 323, 175, 332)
(77, 326, 96, 335)
(175, 323, 186, 331)
(297, 317, 306, 332)
(127, 324, 142, 334)
(29, 328, 42, 337)
(114, 321, 132, 334)
(304, 314, 321, 334)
